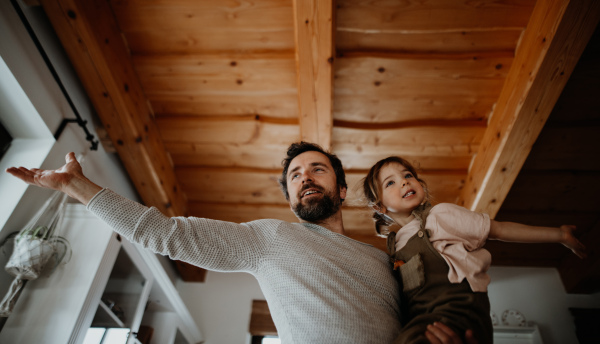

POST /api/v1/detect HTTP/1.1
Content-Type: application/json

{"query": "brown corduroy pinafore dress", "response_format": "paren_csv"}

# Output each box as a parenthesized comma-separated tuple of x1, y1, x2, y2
(388, 224, 493, 344)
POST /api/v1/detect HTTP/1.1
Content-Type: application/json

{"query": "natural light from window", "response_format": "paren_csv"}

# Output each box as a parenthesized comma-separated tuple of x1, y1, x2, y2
(0, 55, 54, 231)
(262, 337, 281, 344)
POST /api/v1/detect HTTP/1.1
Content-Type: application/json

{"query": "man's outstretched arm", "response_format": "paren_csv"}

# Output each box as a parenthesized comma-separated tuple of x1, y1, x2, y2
(6, 152, 102, 205)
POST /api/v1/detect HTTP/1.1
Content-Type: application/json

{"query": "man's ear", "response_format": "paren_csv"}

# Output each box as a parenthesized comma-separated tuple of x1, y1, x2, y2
(340, 186, 347, 202)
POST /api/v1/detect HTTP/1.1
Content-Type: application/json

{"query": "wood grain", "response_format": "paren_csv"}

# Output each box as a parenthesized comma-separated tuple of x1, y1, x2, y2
(457, 0, 600, 217)
(40, 0, 187, 216)
(293, 0, 335, 148)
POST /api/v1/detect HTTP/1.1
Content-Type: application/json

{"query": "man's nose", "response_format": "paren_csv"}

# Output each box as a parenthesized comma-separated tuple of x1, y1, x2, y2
(301, 171, 313, 183)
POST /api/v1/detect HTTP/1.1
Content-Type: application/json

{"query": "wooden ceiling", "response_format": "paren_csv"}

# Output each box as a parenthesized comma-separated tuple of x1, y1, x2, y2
(29, 0, 599, 293)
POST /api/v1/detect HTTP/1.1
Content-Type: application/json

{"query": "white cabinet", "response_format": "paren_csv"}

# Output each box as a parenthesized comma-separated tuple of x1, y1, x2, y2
(493, 326, 544, 344)
(84, 241, 153, 344)
(0, 204, 203, 344)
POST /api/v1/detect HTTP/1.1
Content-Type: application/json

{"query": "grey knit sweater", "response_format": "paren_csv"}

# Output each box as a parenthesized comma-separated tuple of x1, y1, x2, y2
(87, 189, 402, 343)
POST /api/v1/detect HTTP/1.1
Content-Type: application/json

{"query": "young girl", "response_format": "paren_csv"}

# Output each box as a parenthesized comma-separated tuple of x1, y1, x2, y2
(362, 156, 586, 344)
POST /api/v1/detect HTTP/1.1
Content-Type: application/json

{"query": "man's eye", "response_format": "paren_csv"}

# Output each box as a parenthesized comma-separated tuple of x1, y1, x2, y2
(291, 174, 299, 180)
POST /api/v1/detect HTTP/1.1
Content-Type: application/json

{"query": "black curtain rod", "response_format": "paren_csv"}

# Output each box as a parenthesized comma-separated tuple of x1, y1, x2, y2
(11, 0, 98, 151)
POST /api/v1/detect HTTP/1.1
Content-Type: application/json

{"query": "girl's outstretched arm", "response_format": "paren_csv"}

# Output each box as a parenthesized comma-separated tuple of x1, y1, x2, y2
(489, 220, 586, 259)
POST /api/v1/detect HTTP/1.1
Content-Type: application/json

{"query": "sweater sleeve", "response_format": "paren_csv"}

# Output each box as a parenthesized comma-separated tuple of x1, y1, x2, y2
(428, 203, 490, 250)
(86, 188, 278, 272)
(427, 203, 492, 291)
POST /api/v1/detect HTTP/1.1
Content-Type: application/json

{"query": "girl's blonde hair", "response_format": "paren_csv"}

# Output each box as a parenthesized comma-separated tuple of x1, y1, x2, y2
(362, 156, 431, 236)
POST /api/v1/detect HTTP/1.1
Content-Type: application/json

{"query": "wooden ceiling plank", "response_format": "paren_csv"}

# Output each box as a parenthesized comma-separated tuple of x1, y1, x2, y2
(112, 0, 294, 32)
(133, 54, 297, 96)
(178, 167, 465, 208)
(176, 168, 285, 205)
(336, 30, 523, 55)
(293, 0, 335, 149)
(155, 116, 299, 146)
(333, 54, 511, 123)
(156, 116, 299, 170)
(336, 0, 536, 32)
(333, 126, 485, 159)
(149, 94, 299, 118)
(123, 31, 295, 55)
(457, 0, 600, 217)
(166, 143, 294, 170)
(498, 171, 600, 213)
(39, 0, 187, 216)
(336, 0, 535, 55)
(110, 0, 295, 54)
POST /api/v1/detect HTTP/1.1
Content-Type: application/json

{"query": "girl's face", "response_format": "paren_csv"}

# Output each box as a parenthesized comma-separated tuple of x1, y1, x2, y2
(377, 162, 425, 218)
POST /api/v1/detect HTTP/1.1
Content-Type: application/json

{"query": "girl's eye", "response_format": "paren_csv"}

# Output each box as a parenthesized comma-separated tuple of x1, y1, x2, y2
(385, 180, 395, 188)
(405, 173, 413, 179)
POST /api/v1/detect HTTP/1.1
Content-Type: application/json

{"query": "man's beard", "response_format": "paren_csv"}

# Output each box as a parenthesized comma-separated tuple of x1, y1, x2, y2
(292, 184, 342, 223)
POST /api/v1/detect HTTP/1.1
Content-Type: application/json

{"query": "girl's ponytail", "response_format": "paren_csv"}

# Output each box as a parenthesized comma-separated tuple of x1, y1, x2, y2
(373, 211, 395, 236)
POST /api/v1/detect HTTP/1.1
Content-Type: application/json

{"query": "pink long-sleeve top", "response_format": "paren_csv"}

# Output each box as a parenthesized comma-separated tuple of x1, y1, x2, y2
(394, 203, 492, 292)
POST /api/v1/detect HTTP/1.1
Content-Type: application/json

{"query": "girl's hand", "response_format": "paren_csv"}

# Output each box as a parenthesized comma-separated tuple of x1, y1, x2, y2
(560, 225, 587, 259)
(425, 322, 478, 344)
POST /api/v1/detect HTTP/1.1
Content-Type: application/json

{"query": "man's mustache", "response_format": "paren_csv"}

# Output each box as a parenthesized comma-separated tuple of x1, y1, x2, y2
(298, 182, 324, 198)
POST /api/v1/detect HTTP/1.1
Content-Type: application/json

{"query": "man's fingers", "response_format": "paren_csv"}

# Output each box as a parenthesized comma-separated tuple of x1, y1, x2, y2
(432, 322, 457, 337)
(464, 329, 478, 344)
(425, 329, 442, 344)
(6, 167, 32, 184)
(7, 166, 26, 176)
(426, 322, 464, 344)
(426, 323, 452, 344)
(66, 152, 77, 163)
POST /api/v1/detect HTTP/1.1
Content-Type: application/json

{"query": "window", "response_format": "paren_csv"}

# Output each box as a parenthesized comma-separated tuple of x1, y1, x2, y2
(251, 335, 280, 344)
(82, 328, 131, 344)
(0, 55, 54, 232)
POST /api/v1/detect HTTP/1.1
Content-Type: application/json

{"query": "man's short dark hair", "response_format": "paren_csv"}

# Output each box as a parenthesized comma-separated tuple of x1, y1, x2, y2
(278, 141, 347, 201)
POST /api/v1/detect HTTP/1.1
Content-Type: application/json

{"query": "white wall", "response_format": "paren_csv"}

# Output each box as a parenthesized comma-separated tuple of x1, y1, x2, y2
(176, 271, 265, 344)
(488, 266, 600, 344)
(0, 0, 141, 320)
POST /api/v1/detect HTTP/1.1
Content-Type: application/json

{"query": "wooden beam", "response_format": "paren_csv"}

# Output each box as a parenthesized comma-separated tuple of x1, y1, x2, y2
(39, 0, 187, 217)
(457, 0, 600, 217)
(292, 0, 335, 149)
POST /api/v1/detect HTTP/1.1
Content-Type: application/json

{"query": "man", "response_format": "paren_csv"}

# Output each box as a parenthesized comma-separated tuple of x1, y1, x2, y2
(6, 142, 470, 344)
